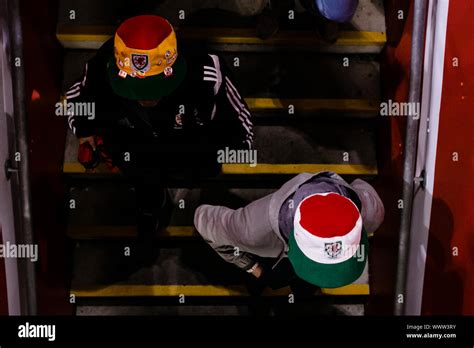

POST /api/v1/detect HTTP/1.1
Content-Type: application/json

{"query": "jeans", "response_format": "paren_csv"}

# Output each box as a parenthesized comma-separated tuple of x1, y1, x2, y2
(314, 0, 359, 22)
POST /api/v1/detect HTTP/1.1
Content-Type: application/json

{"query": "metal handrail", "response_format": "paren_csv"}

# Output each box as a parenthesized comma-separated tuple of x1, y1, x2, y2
(394, 0, 428, 316)
(7, 0, 37, 315)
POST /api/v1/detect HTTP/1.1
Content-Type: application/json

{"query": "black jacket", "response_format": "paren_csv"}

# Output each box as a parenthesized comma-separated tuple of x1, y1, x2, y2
(65, 40, 254, 150)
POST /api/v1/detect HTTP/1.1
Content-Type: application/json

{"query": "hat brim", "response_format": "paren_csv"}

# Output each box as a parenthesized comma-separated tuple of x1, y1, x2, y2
(107, 54, 187, 100)
(288, 228, 368, 288)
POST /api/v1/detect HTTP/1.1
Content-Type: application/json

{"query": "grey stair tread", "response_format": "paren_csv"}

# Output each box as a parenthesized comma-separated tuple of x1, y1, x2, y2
(71, 243, 253, 286)
(76, 303, 364, 316)
(70, 242, 369, 291)
(63, 120, 377, 170)
(345, 0, 386, 33)
(68, 185, 274, 228)
(76, 305, 252, 316)
(226, 53, 380, 101)
(61, 50, 380, 102)
(68, 184, 137, 227)
(252, 121, 377, 164)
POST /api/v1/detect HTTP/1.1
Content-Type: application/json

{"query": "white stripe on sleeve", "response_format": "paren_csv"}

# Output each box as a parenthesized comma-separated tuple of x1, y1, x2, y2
(66, 91, 81, 100)
(208, 54, 222, 96)
(82, 63, 88, 86)
(225, 82, 253, 129)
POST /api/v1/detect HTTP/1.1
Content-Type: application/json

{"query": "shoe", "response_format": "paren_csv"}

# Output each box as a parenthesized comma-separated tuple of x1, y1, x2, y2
(157, 188, 172, 229)
(245, 258, 294, 296)
(314, 12, 339, 44)
(246, 273, 268, 297)
(135, 187, 167, 240)
(136, 211, 159, 242)
(299, 0, 339, 44)
(256, 7, 280, 40)
(289, 277, 321, 299)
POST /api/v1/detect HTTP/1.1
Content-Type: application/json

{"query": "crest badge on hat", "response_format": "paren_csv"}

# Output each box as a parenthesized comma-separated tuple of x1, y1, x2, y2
(131, 54, 150, 72)
(175, 114, 183, 126)
(174, 113, 183, 129)
(164, 66, 173, 77)
(324, 241, 343, 258)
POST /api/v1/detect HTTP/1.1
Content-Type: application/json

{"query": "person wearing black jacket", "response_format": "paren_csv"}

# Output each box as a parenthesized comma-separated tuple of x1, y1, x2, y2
(65, 15, 254, 237)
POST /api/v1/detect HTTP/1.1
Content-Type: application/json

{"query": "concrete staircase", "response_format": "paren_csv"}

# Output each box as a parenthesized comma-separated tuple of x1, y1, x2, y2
(58, 0, 386, 316)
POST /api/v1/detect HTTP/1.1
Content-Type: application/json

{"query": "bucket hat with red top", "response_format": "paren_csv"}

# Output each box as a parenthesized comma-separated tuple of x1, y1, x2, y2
(107, 15, 187, 100)
(288, 192, 368, 288)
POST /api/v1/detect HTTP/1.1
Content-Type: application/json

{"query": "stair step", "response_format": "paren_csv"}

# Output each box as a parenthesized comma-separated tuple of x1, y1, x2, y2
(76, 302, 364, 318)
(63, 49, 380, 103)
(57, 0, 386, 53)
(70, 242, 370, 298)
(60, 97, 379, 117)
(67, 184, 376, 239)
(246, 99, 379, 116)
(77, 305, 253, 316)
(63, 119, 378, 177)
(71, 283, 369, 297)
(222, 164, 377, 175)
(178, 28, 385, 49)
(58, 26, 386, 53)
(64, 163, 377, 176)
(68, 186, 273, 239)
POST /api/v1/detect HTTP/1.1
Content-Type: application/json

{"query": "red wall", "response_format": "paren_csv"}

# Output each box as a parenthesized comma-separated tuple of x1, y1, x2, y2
(21, 0, 73, 315)
(422, 0, 474, 315)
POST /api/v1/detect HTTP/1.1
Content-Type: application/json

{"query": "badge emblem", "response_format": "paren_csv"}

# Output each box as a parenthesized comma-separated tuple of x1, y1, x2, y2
(164, 66, 173, 77)
(324, 241, 343, 259)
(175, 114, 183, 126)
(131, 54, 150, 72)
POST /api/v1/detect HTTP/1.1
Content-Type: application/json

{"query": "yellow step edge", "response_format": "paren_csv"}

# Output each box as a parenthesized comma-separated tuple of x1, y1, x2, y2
(321, 284, 370, 296)
(70, 283, 369, 297)
(221, 164, 378, 175)
(56, 25, 386, 46)
(59, 96, 378, 113)
(63, 162, 114, 174)
(245, 98, 378, 113)
(63, 163, 377, 175)
(163, 226, 197, 237)
(177, 28, 386, 46)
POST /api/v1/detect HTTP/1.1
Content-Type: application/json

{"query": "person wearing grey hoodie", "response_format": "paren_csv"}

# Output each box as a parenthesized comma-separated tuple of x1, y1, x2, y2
(194, 171, 384, 293)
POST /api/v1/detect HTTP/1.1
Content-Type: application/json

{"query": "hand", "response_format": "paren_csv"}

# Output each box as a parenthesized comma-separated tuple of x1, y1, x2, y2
(250, 264, 264, 279)
(260, 258, 295, 290)
(77, 136, 100, 170)
(79, 136, 96, 150)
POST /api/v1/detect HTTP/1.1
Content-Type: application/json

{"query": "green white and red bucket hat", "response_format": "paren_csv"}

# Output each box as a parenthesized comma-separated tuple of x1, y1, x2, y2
(288, 192, 368, 288)
(107, 15, 187, 100)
